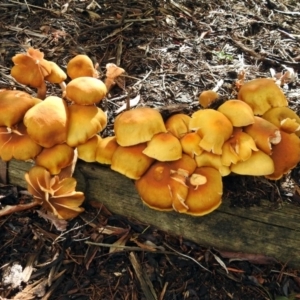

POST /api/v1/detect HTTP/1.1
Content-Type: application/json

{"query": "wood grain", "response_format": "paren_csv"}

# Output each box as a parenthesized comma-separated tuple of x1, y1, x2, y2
(8, 159, 300, 267)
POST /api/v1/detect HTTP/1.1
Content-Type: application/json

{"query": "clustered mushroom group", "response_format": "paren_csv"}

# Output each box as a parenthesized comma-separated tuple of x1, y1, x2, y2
(1, 48, 300, 220)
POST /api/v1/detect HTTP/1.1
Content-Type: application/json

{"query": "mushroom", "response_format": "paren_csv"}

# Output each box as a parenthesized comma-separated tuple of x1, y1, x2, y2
(44, 61, 67, 95)
(66, 104, 107, 147)
(25, 166, 85, 220)
(66, 77, 107, 105)
(67, 54, 98, 79)
(184, 167, 223, 216)
(244, 116, 281, 155)
(10, 48, 52, 99)
(35, 144, 75, 175)
(266, 131, 300, 180)
(77, 135, 101, 163)
(237, 78, 288, 115)
(165, 114, 191, 138)
(0, 90, 41, 128)
(198, 90, 219, 108)
(105, 63, 125, 91)
(111, 143, 155, 180)
(230, 150, 274, 176)
(24, 96, 68, 148)
(95, 136, 119, 165)
(142, 132, 182, 161)
(180, 132, 203, 158)
(114, 107, 167, 146)
(0, 123, 42, 161)
(189, 109, 233, 155)
(262, 107, 300, 136)
(217, 100, 255, 127)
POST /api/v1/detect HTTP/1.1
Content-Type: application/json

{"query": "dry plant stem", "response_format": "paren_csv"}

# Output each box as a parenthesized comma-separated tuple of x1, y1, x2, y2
(129, 252, 158, 300)
(0, 199, 41, 217)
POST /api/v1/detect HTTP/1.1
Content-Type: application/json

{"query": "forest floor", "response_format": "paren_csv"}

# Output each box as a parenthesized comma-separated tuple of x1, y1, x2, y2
(1, 0, 300, 299)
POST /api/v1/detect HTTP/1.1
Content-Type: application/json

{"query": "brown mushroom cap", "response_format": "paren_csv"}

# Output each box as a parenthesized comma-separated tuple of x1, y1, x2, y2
(184, 167, 223, 216)
(114, 107, 167, 146)
(0, 123, 43, 161)
(165, 114, 191, 138)
(230, 150, 274, 176)
(244, 116, 281, 155)
(238, 78, 288, 115)
(198, 90, 219, 108)
(180, 132, 203, 158)
(66, 77, 107, 105)
(24, 96, 68, 148)
(35, 143, 75, 175)
(0, 90, 41, 127)
(217, 100, 255, 127)
(262, 107, 300, 136)
(44, 61, 67, 84)
(95, 136, 119, 165)
(142, 132, 182, 161)
(67, 54, 98, 79)
(266, 131, 300, 180)
(66, 104, 107, 147)
(189, 109, 233, 155)
(111, 143, 155, 180)
(77, 135, 101, 163)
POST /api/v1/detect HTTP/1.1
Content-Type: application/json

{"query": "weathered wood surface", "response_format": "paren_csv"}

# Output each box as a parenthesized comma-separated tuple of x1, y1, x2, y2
(7, 160, 300, 267)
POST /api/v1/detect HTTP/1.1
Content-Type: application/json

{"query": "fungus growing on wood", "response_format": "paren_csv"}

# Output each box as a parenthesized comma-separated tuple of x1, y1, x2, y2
(198, 90, 219, 108)
(184, 167, 223, 216)
(77, 135, 101, 163)
(180, 132, 203, 158)
(266, 131, 300, 180)
(0, 90, 41, 128)
(244, 116, 281, 155)
(24, 96, 68, 148)
(262, 107, 300, 135)
(10, 48, 52, 99)
(142, 132, 182, 161)
(66, 77, 107, 105)
(66, 104, 107, 147)
(189, 109, 233, 155)
(0, 123, 42, 161)
(111, 143, 155, 180)
(25, 166, 85, 220)
(237, 78, 288, 115)
(217, 100, 255, 127)
(114, 107, 167, 146)
(230, 150, 274, 176)
(67, 54, 98, 79)
(35, 144, 75, 175)
(165, 114, 191, 138)
(95, 136, 119, 165)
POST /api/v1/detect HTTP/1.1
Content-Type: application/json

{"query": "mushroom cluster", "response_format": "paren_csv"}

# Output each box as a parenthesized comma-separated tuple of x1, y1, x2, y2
(1, 47, 300, 220)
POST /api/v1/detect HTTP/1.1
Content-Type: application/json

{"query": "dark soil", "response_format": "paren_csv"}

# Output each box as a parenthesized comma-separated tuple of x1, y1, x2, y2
(1, 0, 300, 299)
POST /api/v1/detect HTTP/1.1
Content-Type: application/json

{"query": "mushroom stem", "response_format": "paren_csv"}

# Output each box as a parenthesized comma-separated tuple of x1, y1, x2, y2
(0, 199, 41, 217)
(37, 80, 47, 100)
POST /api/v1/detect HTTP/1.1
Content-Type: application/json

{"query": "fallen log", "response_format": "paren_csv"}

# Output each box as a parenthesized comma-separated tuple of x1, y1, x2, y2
(7, 159, 300, 267)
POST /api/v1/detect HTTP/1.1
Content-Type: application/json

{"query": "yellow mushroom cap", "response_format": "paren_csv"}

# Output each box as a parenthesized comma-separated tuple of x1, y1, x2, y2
(266, 131, 300, 180)
(77, 135, 101, 163)
(66, 77, 107, 105)
(189, 109, 233, 155)
(238, 78, 288, 115)
(67, 54, 97, 79)
(180, 132, 203, 158)
(95, 136, 119, 165)
(0, 123, 42, 161)
(24, 96, 68, 148)
(217, 100, 255, 127)
(184, 167, 223, 216)
(244, 116, 281, 155)
(198, 90, 219, 108)
(35, 143, 75, 175)
(66, 104, 107, 147)
(111, 143, 155, 180)
(262, 107, 300, 136)
(114, 107, 167, 146)
(230, 150, 274, 176)
(0, 90, 42, 127)
(44, 61, 67, 84)
(142, 132, 182, 161)
(165, 114, 191, 138)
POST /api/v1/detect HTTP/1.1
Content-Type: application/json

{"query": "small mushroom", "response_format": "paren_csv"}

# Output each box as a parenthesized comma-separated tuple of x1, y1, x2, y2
(165, 114, 191, 138)
(238, 78, 288, 115)
(66, 77, 107, 105)
(95, 136, 119, 165)
(77, 135, 101, 163)
(67, 54, 98, 79)
(105, 63, 125, 91)
(44, 61, 67, 95)
(180, 132, 203, 158)
(189, 109, 233, 155)
(114, 107, 167, 146)
(198, 90, 219, 108)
